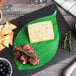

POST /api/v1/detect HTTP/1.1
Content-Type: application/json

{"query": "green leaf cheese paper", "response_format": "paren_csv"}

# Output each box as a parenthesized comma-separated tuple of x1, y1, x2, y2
(13, 11, 59, 70)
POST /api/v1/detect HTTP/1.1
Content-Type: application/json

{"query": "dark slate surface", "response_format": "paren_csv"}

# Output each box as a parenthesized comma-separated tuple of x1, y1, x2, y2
(0, 4, 76, 76)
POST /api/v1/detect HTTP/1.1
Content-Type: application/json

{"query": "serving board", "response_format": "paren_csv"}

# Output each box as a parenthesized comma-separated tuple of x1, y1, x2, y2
(0, 4, 76, 76)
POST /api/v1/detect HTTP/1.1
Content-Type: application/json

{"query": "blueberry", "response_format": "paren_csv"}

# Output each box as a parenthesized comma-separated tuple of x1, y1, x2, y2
(3, 61, 6, 65)
(5, 63, 9, 66)
(8, 70, 11, 74)
(6, 73, 10, 76)
(2, 71, 5, 75)
(0, 64, 3, 67)
(0, 60, 11, 76)
(0, 68, 3, 72)
(7, 67, 11, 71)
(3, 66, 6, 70)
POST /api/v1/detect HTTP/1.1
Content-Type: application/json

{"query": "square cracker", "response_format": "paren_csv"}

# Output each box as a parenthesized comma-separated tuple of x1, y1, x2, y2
(1, 26, 12, 34)
(0, 25, 3, 33)
(3, 35, 10, 47)
(28, 21, 54, 43)
(5, 22, 17, 30)
(8, 32, 14, 45)
(0, 44, 5, 51)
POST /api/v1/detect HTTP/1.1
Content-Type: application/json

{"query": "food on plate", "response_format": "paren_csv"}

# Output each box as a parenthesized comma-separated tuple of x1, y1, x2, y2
(0, 34, 4, 39)
(1, 22, 17, 34)
(0, 25, 3, 33)
(63, 31, 73, 52)
(1, 26, 12, 34)
(0, 22, 17, 51)
(0, 44, 5, 51)
(23, 44, 32, 50)
(14, 44, 39, 65)
(8, 32, 14, 45)
(20, 55, 28, 64)
(2, 35, 10, 47)
(29, 58, 39, 65)
(0, 59, 12, 76)
(5, 22, 17, 30)
(28, 21, 54, 43)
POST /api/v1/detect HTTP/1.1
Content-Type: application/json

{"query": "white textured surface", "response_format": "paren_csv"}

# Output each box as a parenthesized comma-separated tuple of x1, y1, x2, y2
(69, 5, 76, 16)
(54, 0, 76, 17)
(62, 1, 76, 10)
(54, 0, 65, 5)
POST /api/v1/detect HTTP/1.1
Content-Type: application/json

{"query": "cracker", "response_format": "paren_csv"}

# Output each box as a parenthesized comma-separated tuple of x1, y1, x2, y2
(3, 35, 10, 47)
(1, 26, 12, 34)
(5, 22, 17, 30)
(8, 32, 14, 45)
(0, 38, 4, 44)
(0, 34, 4, 39)
(0, 44, 5, 51)
(0, 25, 3, 33)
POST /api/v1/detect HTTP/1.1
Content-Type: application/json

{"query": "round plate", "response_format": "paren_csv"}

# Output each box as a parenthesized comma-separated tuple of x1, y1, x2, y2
(13, 11, 59, 70)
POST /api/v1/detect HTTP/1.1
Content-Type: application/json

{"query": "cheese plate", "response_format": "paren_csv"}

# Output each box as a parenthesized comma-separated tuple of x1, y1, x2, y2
(13, 11, 59, 70)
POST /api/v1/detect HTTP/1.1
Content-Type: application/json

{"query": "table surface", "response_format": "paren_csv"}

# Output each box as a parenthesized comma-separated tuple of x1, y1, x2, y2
(0, 0, 76, 76)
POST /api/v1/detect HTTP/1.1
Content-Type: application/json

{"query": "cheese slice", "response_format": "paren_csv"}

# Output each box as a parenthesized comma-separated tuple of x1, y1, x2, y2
(28, 21, 54, 43)
(0, 44, 5, 51)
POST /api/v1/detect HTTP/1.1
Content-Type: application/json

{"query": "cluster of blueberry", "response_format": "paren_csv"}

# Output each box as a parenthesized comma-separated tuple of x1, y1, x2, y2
(0, 60, 11, 76)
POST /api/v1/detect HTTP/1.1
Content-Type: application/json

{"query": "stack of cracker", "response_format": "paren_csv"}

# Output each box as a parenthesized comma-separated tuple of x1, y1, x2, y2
(0, 22, 17, 51)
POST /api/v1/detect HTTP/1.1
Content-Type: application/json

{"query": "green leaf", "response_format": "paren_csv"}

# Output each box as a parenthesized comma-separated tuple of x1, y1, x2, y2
(13, 11, 59, 70)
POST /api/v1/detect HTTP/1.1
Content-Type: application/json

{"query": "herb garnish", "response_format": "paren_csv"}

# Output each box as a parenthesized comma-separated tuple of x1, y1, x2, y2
(63, 31, 73, 52)
(17, 47, 36, 60)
